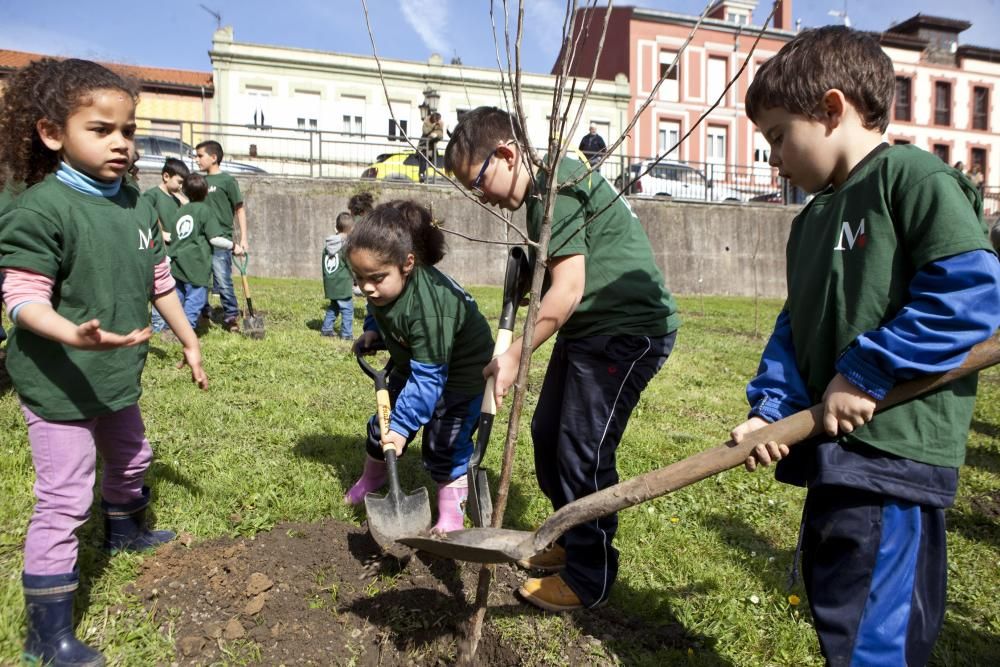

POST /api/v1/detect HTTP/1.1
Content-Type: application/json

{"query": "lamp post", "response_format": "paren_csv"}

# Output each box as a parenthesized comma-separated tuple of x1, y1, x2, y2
(420, 86, 439, 119)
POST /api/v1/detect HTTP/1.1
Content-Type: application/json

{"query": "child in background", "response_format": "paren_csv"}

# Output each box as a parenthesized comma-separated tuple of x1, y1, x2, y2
(142, 157, 189, 334)
(0, 58, 209, 665)
(196, 140, 246, 332)
(321, 211, 355, 339)
(344, 200, 495, 534)
(730, 27, 1000, 665)
(446, 107, 680, 612)
(168, 172, 231, 331)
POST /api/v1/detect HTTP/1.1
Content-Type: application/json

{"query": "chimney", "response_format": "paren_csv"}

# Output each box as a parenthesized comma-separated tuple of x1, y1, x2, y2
(773, 0, 792, 30)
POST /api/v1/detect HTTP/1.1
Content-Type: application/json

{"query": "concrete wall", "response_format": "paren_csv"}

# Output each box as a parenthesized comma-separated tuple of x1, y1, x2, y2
(187, 174, 799, 298)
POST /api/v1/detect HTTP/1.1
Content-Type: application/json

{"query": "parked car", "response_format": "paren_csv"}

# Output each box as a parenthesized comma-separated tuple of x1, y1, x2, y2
(614, 160, 746, 202)
(133, 136, 267, 175)
(360, 150, 448, 182)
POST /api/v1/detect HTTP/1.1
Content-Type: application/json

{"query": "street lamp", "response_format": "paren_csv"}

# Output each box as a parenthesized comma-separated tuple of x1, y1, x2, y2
(420, 86, 440, 119)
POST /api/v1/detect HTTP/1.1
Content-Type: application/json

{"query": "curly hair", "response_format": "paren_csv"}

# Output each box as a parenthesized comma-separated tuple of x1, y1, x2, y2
(347, 191, 375, 217)
(0, 58, 140, 188)
(345, 199, 446, 269)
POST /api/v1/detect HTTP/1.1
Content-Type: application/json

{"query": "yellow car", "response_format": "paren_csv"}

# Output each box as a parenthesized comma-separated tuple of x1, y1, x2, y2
(360, 150, 448, 182)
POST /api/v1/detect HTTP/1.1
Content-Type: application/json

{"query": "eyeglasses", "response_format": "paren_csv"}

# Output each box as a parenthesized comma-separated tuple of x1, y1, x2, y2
(470, 149, 498, 197)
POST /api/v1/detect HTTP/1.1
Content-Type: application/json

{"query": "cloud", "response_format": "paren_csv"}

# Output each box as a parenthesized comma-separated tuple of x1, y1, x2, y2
(399, 0, 450, 56)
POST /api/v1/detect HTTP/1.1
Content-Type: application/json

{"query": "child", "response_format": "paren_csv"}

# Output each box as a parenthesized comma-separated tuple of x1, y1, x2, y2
(343, 200, 495, 534)
(195, 140, 246, 332)
(0, 58, 209, 665)
(169, 172, 232, 330)
(142, 157, 189, 334)
(445, 107, 680, 612)
(729, 27, 1000, 665)
(347, 191, 375, 296)
(321, 211, 355, 339)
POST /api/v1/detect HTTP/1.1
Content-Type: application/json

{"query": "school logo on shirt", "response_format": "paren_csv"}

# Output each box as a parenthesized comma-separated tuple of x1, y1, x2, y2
(833, 218, 866, 251)
(176, 214, 194, 240)
(208, 185, 218, 193)
(391, 331, 409, 348)
(324, 254, 340, 274)
(138, 226, 155, 250)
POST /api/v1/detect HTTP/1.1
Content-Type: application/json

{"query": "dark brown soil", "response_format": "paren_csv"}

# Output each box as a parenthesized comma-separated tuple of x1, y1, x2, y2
(130, 518, 688, 665)
(970, 490, 1000, 521)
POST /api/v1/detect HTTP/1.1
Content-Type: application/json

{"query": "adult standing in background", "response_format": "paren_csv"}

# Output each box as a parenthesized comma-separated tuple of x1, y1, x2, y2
(418, 112, 444, 184)
(578, 124, 607, 165)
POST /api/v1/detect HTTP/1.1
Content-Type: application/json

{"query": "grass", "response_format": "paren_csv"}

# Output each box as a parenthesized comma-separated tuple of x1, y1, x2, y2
(1, 277, 998, 665)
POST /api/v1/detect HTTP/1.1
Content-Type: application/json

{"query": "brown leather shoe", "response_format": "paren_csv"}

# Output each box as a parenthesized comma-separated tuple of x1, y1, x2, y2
(516, 543, 566, 572)
(224, 318, 241, 333)
(518, 574, 583, 612)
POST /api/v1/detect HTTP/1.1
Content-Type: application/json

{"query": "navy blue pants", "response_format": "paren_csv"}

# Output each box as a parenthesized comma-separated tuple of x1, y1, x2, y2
(364, 372, 481, 483)
(802, 485, 946, 666)
(531, 332, 675, 607)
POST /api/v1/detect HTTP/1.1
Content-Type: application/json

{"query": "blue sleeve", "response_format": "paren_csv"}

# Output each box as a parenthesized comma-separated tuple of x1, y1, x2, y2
(363, 303, 379, 334)
(747, 309, 813, 422)
(390, 360, 448, 438)
(837, 249, 1000, 399)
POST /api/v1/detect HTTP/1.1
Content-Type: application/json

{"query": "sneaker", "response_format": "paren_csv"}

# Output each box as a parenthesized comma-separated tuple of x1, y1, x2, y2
(224, 318, 240, 333)
(320, 331, 336, 338)
(518, 574, 583, 612)
(516, 543, 566, 572)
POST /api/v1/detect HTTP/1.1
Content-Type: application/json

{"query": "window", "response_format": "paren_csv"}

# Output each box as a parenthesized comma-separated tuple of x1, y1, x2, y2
(894, 77, 911, 122)
(659, 51, 679, 102)
(388, 118, 409, 141)
(934, 81, 952, 126)
(707, 57, 728, 105)
(297, 118, 318, 130)
(893, 138, 911, 145)
(658, 120, 680, 159)
(706, 126, 727, 174)
(342, 115, 363, 135)
(932, 143, 950, 163)
(971, 147, 987, 175)
(246, 84, 272, 129)
(973, 86, 989, 131)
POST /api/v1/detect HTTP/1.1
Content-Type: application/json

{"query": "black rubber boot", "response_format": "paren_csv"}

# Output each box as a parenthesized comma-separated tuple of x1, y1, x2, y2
(22, 570, 105, 666)
(102, 485, 175, 553)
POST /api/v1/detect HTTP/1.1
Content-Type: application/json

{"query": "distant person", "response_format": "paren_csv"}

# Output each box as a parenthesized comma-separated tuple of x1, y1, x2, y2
(321, 212, 355, 339)
(142, 157, 189, 334)
(953, 160, 965, 173)
(195, 140, 246, 332)
(0, 57, 207, 666)
(578, 124, 607, 164)
(969, 164, 985, 194)
(418, 112, 444, 183)
(732, 26, 1000, 666)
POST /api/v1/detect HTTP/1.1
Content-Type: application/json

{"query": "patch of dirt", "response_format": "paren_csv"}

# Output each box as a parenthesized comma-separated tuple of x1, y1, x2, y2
(131, 518, 688, 665)
(970, 490, 1000, 521)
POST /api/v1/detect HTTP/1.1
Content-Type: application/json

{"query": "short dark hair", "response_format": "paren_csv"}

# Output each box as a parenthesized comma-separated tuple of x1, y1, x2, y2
(195, 140, 224, 165)
(444, 106, 528, 172)
(745, 26, 895, 133)
(347, 191, 375, 217)
(336, 211, 354, 233)
(182, 172, 208, 202)
(162, 157, 190, 178)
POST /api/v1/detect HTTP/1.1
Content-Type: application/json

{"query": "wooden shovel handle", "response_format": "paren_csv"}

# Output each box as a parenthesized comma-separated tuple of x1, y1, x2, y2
(530, 334, 1000, 552)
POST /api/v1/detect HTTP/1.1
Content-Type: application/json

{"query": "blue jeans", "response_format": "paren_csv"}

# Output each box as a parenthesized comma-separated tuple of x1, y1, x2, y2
(321, 298, 354, 338)
(175, 281, 208, 330)
(151, 306, 166, 333)
(210, 249, 239, 321)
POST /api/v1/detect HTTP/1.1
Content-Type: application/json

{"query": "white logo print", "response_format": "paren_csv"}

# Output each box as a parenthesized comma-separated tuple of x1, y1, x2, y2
(138, 227, 154, 250)
(176, 215, 194, 240)
(325, 254, 340, 274)
(834, 218, 867, 251)
(208, 185, 218, 193)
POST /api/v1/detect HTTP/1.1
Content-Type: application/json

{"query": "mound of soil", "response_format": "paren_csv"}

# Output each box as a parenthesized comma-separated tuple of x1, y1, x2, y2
(130, 518, 686, 665)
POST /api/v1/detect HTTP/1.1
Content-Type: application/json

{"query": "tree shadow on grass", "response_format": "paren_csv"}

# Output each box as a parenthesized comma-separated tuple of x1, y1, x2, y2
(965, 425, 1000, 475)
(932, 606, 1000, 666)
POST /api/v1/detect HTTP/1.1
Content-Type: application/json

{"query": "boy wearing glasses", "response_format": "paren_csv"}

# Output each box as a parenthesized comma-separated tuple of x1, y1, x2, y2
(445, 107, 680, 612)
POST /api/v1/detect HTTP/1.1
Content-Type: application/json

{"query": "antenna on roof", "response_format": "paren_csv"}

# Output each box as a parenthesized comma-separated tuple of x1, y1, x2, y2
(199, 4, 223, 30)
(828, 0, 851, 27)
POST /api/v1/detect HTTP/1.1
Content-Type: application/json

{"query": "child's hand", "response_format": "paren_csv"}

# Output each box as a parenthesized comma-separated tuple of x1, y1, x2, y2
(353, 330, 381, 355)
(177, 345, 208, 390)
(162, 231, 172, 244)
(382, 430, 406, 457)
(73, 319, 152, 350)
(731, 417, 789, 471)
(822, 373, 876, 436)
(484, 348, 520, 409)
(232, 244, 245, 257)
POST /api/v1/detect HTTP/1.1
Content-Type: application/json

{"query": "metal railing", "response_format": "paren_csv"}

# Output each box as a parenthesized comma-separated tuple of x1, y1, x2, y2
(136, 118, 790, 203)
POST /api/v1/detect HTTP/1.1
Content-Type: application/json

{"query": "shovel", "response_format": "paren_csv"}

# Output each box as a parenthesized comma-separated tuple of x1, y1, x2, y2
(356, 347, 433, 554)
(233, 252, 265, 339)
(400, 334, 1000, 564)
(468, 246, 531, 527)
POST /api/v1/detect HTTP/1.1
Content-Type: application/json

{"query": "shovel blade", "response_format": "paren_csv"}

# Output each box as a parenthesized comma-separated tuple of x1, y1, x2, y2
(398, 527, 534, 564)
(365, 486, 432, 553)
(466, 468, 492, 527)
(242, 315, 266, 340)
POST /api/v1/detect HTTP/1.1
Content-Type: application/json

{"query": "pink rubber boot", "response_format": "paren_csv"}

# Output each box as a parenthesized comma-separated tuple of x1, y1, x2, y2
(432, 476, 468, 534)
(343, 456, 387, 505)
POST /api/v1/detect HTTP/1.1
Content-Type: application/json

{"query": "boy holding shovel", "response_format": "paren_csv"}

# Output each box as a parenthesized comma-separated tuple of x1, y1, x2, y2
(445, 107, 681, 611)
(731, 27, 1000, 665)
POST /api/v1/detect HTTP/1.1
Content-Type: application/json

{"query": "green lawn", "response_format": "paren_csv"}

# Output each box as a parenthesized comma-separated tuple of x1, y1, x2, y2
(0, 278, 997, 665)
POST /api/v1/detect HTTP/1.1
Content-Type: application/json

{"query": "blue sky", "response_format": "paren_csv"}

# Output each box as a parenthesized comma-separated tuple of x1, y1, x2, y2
(1, 1, 997, 75)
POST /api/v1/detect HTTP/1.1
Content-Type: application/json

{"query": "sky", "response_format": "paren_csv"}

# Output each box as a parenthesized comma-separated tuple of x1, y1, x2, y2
(0, 0, 998, 75)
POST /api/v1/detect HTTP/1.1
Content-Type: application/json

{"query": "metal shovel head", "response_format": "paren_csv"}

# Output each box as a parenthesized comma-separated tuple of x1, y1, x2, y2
(365, 486, 432, 554)
(242, 314, 266, 340)
(466, 468, 493, 527)
(399, 527, 534, 563)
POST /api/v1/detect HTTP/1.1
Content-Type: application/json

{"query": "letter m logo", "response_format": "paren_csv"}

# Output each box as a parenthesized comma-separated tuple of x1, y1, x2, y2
(834, 218, 866, 251)
(138, 227, 154, 250)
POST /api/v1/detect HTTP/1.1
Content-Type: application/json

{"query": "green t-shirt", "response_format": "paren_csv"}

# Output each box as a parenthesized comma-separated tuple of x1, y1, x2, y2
(526, 157, 680, 339)
(141, 186, 182, 240)
(170, 201, 223, 287)
(0, 174, 163, 420)
(204, 172, 243, 240)
(785, 144, 993, 467)
(322, 236, 353, 300)
(370, 265, 494, 395)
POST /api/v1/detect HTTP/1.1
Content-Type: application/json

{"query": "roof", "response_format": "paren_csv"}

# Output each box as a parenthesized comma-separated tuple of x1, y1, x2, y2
(0, 49, 213, 94)
(887, 14, 972, 35)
